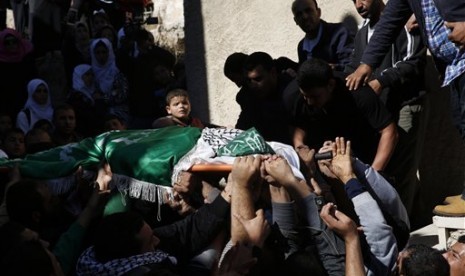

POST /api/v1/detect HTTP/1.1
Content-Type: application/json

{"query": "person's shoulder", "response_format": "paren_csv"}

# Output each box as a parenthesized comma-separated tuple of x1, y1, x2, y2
(321, 20, 350, 33)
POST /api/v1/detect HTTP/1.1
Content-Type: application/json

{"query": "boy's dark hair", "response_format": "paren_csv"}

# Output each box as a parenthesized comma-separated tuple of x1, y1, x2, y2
(32, 119, 53, 132)
(244, 51, 275, 72)
(53, 103, 74, 120)
(94, 211, 146, 263)
(6, 180, 46, 229)
(103, 114, 124, 124)
(1, 240, 52, 276)
(165, 88, 189, 105)
(401, 244, 450, 276)
(25, 128, 54, 154)
(1, 127, 24, 144)
(224, 52, 248, 76)
(297, 58, 333, 90)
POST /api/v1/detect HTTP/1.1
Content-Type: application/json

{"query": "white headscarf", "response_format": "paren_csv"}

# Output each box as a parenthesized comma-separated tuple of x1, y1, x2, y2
(23, 78, 54, 127)
(90, 38, 119, 95)
(73, 64, 95, 104)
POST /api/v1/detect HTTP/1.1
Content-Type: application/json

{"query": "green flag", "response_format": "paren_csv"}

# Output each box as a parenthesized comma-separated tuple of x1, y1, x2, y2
(217, 128, 275, 156)
(0, 126, 202, 202)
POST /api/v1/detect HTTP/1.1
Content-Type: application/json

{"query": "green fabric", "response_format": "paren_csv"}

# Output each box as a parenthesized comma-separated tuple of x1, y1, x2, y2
(52, 221, 86, 275)
(103, 192, 131, 216)
(0, 126, 202, 188)
(217, 128, 275, 156)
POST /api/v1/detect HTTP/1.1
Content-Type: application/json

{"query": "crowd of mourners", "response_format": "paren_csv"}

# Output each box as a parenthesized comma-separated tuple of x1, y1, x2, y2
(1, 0, 465, 275)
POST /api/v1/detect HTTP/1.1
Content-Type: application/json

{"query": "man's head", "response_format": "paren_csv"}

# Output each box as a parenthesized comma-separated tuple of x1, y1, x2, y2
(0, 221, 61, 276)
(25, 128, 53, 154)
(224, 52, 249, 88)
(94, 212, 159, 263)
(443, 235, 465, 276)
(1, 128, 25, 159)
(297, 58, 335, 108)
(292, 0, 321, 38)
(352, 0, 384, 21)
(53, 104, 76, 136)
(165, 89, 192, 121)
(397, 244, 450, 276)
(6, 180, 54, 231)
(244, 52, 278, 99)
(103, 115, 126, 132)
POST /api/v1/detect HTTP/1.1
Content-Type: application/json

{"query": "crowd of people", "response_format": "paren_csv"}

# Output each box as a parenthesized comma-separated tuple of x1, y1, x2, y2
(0, 0, 465, 275)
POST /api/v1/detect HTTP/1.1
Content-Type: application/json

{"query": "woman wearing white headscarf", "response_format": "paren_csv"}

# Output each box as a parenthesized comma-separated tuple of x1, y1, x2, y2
(16, 79, 54, 134)
(68, 64, 106, 137)
(90, 38, 129, 123)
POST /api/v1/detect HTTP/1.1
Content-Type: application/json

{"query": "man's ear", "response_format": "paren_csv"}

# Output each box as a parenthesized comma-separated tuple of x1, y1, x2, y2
(166, 106, 172, 115)
(317, 7, 321, 18)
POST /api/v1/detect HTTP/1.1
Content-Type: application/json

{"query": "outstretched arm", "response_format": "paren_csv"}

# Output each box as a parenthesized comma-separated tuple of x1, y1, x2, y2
(320, 203, 365, 276)
(372, 122, 398, 171)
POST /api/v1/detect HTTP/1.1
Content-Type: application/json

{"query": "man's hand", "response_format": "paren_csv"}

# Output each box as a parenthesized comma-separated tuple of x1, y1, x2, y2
(445, 21, 465, 47)
(317, 141, 338, 179)
(345, 64, 373, 91)
(263, 155, 297, 186)
(174, 171, 201, 194)
(96, 162, 112, 191)
(368, 79, 383, 95)
(234, 209, 271, 248)
(328, 137, 356, 184)
(165, 191, 196, 216)
(406, 14, 419, 33)
(230, 156, 262, 188)
(296, 145, 317, 178)
(320, 202, 358, 240)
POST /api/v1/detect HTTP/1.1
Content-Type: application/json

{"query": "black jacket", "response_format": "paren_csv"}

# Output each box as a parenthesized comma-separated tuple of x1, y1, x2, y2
(361, 0, 465, 77)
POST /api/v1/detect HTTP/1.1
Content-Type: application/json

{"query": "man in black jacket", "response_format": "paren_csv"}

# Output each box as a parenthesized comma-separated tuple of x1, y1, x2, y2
(345, 0, 427, 220)
(292, 0, 354, 71)
(345, 0, 465, 216)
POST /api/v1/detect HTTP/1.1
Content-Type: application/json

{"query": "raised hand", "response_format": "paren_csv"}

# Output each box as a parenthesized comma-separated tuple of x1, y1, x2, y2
(320, 202, 358, 239)
(263, 155, 296, 186)
(296, 145, 317, 178)
(234, 209, 271, 248)
(230, 155, 262, 188)
(328, 137, 356, 184)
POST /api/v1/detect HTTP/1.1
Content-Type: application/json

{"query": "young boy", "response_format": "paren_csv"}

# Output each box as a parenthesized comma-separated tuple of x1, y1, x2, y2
(152, 89, 205, 129)
(103, 114, 127, 132)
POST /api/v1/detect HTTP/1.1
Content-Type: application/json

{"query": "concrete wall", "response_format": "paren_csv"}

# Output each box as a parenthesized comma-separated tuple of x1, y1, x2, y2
(185, 0, 359, 126)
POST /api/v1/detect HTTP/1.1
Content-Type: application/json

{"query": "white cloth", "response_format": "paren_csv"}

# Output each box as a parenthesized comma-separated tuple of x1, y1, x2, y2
(16, 78, 53, 133)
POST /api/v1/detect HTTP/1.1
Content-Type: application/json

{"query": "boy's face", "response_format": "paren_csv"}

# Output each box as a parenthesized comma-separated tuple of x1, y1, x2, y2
(3, 132, 25, 158)
(166, 96, 191, 121)
(104, 118, 126, 131)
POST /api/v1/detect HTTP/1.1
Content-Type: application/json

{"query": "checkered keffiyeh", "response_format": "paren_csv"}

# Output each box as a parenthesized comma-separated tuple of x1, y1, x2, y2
(76, 246, 175, 276)
(421, 0, 465, 86)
